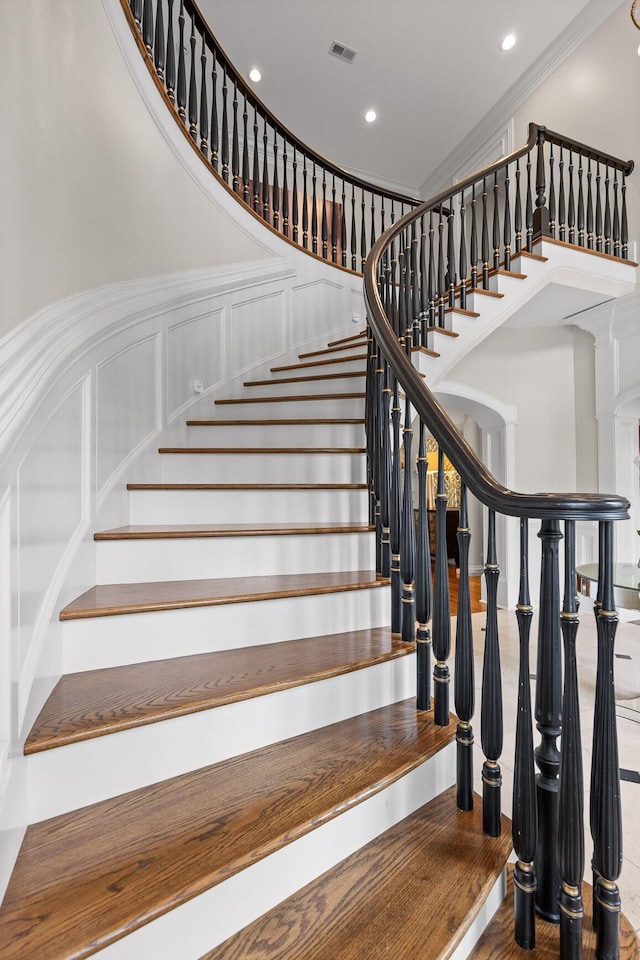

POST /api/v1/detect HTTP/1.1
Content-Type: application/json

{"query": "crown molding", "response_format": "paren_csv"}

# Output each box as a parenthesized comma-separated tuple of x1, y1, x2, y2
(419, 0, 626, 200)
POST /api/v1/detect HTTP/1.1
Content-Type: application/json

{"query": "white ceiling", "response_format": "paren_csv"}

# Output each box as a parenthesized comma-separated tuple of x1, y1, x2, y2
(199, 0, 624, 196)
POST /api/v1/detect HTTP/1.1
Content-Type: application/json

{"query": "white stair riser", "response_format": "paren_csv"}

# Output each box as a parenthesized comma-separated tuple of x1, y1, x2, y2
(27, 653, 415, 822)
(186, 421, 365, 447)
(214, 396, 364, 418)
(271, 357, 367, 377)
(128, 487, 370, 524)
(87, 742, 455, 960)
(243, 375, 365, 397)
(159, 451, 366, 484)
(62, 584, 390, 671)
(96, 532, 375, 583)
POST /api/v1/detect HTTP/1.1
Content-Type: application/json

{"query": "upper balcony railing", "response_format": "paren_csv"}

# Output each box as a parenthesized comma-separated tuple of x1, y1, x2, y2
(122, 0, 420, 271)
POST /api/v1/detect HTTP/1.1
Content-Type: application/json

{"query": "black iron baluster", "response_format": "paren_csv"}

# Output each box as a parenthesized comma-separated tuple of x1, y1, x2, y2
(604, 166, 611, 254)
(514, 160, 523, 254)
(302, 155, 309, 248)
(481, 509, 502, 837)
(272, 131, 279, 229)
(142, 0, 153, 54)
(481, 179, 490, 288)
(131, 0, 142, 30)
(503, 166, 512, 272)
(591, 520, 622, 960)
(241, 96, 249, 204)
(360, 191, 367, 271)
(341, 180, 347, 267)
(411, 222, 420, 346)
(577, 156, 585, 246)
(154, 0, 165, 81)
(558, 519, 585, 960)
(437, 206, 446, 324)
(321, 169, 328, 258)
(470, 183, 479, 288)
(432, 446, 451, 725)
(621, 173, 628, 259)
(534, 127, 549, 238)
(251, 106, 259, 211)
(198, 35, 208, 157)
(428, 211, 437, 327)
(459, 191, 468, 310)
(400, 382, 416, 644)
(416, 419, 432, 710)
(331, 174, 337, 262)
(525, 153, 533, 251)
(559, 147, 566, 242)
(390, 380, 402, 637)
(165, 0, 175, 103)
(595, 161, 603, 252)
(379, 360, 391, 580)
(176, 0, 186, 122)
(221, 68, 229, 181)
(448, 196, 457, 306)
(210, 49, 219, 172)
(587, 158, 594, 250)
(231, 81, 239, 192)
(371, 193, 377, 249)
(492, 173, 500, 271)
(548, 145, 556, 239)
(418, 215, 428, 344)
(568, 151, 576, 244)
(612, 171, 620, 258)
(282, 140, 289, 238)
(364, 333, 376, 529)
(187, 17, 197, 141)
(350, 184, 357, 270)
(311, 163, 318, 254)
(292, 147, 299, 244)
(261, 119, 269, 221)
(373, 343, 384, 576)
(513, 518, 537, 949)
(455, 484, 474, 811)
(534, 518, 563, 921)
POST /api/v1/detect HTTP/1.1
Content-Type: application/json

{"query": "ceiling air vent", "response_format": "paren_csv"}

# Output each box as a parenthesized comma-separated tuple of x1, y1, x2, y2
(329, 41, 358, 64)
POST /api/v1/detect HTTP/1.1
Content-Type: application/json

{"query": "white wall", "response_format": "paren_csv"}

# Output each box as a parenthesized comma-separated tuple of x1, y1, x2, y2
(0, 0, 270, 339)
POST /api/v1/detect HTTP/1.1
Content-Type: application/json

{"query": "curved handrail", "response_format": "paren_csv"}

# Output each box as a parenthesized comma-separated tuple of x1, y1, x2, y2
(363, 123, 632, 522)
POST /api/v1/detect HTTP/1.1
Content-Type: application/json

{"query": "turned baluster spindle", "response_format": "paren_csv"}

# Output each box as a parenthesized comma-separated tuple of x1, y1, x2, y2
(548, 145, 556, 238)
(447, 196, 457, 307)
(437, 206, 446, 325)
(231, 81, 240, 192)
(241, 97, 249, 204)
(153, 0, 165, 81)
(558, 518, 585, 960)
(131, 0, 142, 30)
(481, 509, 503, 838)
(512, 518, 537, 949)
(534, 518, 563, 921)
(411, 223, 420, 345)
(400, 343, 416, 645)
(514, 160, 523, 254)
(419, 215, 428, 343)
(525, 153, 533, 251)
(369, 338, 381, 573)
(432, 447, 451, 725)
(591, 520, 623, 960)
(272, 133, 280, 229)
(428, 211, 437, 327)
(198, 36, 208, 157)
(187, 18, 198, 141)
(282, 140, 289, 237)
(261, 119, 270, 221)
(390, 381, 402, 636)
(612, 172, 620, 258)
(165, 0, 175, 103)
(378, 361, 391, 580)
(415, 420, 432, 710)
(492, 173, 500, 271)
(470, 183, 479, 288)
(534, 127, 549, 238)
(350, 184, 357, 270)
(176, 0, 186, 121)
(360, 192, 367, 271)
(371, 193, 377, 249)
(481, 179, 490, 288)
(142, 0, 153, 54)
(221, 69, 229, 182)
(568, 151, 576, 244)
(292, 148, 299, 243)
(604, 166, 611, 254)
(210, 51, 219, 172)
(595, 162, 603, 252)
(251, 106, 259, 211)
(454, 484, 474, 811)
(577, 156, 585, 246)
(559, 147, 566, 242)
(503, 166, 512, 273)
(302, 156, 309, 248)
(321, 170, 328, 259)
(341, 180, 347, 267)
(621, 173, 628, 259)
(311, 163, 318, 254)
(364, 334, 376, 527)
(331, 175, 338, 262)
(587, 159, 594, 250)
(459, 191, 468, 310)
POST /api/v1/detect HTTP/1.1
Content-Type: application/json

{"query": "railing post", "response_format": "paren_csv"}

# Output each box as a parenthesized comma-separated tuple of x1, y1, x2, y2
(533, 128, 550, 239)
(534, 518, 563, 922)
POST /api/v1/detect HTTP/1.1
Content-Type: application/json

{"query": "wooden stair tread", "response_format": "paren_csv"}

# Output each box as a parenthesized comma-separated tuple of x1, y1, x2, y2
(202, 786, 512, 960)
(426, 326, 459, 337)
(270, 353, 367, 372)
(158, 446, 365, 455)
(468, 865, 640, 959)
(510, 249, 549, 263)
(215, 392, 366, 405)
(488, 267, 527, 280)
(244, 371, 366, 387)
(445, 306, 481, 318)
(94, 522, 374, 540)
(326, 330, 367, 347)
(126, 482, 368, 490)
(60, 570, 387, 620)
(1, 702, 453, 960)
(298, 342, 369, 359)
(533, 234, 638, 267)
(25, 627, 406, 753)
(467, 287, 505, 299)
(410, 345, 440, 358)
(185, 418, 365, 426)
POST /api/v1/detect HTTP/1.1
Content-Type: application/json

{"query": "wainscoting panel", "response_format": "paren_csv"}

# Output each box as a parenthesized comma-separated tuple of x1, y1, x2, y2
(167, 308, 224, 422)
(229, 290, 286, 380)
(290, 280, 344, 350)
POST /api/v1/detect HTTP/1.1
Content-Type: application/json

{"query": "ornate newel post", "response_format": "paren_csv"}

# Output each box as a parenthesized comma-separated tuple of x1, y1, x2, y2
(534, 518, 563, 922)
(591, 520, 623, 960)
(533, 127, 551, 239)
(513, 518, 538, 948)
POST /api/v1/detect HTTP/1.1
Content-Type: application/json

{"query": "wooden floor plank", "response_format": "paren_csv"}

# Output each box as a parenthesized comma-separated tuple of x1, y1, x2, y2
(25, 627, 406, 753)
(94, 522, 373, 540)
(1, 702, 454, 960)
(468, 866, 640, 959)
(60, 570, 387, 620)
(202, 786, 512, 960)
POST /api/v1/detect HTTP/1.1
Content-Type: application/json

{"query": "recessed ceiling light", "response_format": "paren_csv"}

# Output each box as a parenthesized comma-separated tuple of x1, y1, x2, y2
(637, 42, 640, 56)
(365, 109, 377, 123)
(249, 67, 261, 82)
(501, 34, 516, 51)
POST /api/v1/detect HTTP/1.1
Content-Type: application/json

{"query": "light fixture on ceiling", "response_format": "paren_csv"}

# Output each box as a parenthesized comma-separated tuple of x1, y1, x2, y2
(501, 34, 516, 51)
(249, 67, 261, 82)
(364, 109, 377, 123)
